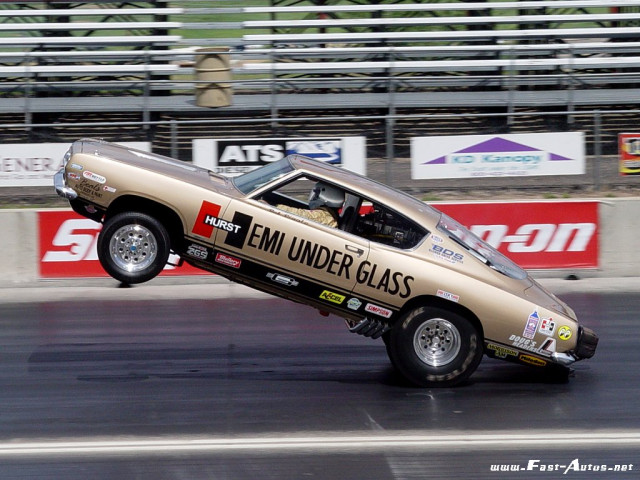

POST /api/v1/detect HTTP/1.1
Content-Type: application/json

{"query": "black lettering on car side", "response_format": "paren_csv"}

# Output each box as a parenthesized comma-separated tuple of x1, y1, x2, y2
(224, 212, 253, 248)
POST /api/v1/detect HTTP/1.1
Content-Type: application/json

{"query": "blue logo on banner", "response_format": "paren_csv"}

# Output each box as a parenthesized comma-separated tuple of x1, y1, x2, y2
(286, 140, 342, 164)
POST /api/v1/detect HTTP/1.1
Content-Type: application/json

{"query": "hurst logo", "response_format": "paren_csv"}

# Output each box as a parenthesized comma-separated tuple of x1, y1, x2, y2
(192, 201, 241, 238)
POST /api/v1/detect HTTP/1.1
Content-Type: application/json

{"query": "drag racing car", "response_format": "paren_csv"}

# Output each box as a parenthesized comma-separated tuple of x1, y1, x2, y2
(54, 139, 598, 387)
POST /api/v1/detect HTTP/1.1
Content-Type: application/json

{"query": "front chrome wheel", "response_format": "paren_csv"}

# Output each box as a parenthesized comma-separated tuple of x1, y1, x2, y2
(97, 211, 170, 284)
(109, 224, 158, 273)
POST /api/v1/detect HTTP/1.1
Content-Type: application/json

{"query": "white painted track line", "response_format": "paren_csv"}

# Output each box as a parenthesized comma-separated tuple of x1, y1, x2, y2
(1, 430, 639, 457)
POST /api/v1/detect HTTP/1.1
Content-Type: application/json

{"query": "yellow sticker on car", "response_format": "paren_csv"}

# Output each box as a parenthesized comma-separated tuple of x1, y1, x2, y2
(558, 326, 573, 341)
(319, 290, 345, 304)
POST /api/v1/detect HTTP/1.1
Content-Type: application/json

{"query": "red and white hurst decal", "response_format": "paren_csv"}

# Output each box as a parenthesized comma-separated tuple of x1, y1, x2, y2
(192, 200, 242, 238)
(38, 210, 209, 278)
(437, 201, 598, 269)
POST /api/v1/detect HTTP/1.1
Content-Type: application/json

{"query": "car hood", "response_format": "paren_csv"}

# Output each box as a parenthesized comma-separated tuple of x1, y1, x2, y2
(524, 277, 577, 320)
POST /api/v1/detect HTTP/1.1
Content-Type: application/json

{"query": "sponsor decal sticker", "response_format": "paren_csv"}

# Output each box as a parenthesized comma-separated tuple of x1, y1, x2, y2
(319, 290, 345, 305)
(523, 310, 540, 339)
(540, 338, 556, 355)
(364, 303, 393, 318)
(436, 289, 460, 303)
(487, 344, 519, 359)
(192, 201, 221, 237)
(192, 202, 242, 238)
(347, 298, 362, 310)
(76, 179, 103, 199)
(519, 354, 547, 367)
(509, 334, 540, 354)
(67, 172, 80, 181)
(103, 185, 117, 193)
(186, 243, 209, 260)
(266, 272, 299, 287)
(214, 252, 241, 269)
(558, 326, 573, 341)
(430, 244, 464, 264)
(70, 163, 83, 171)
(538, 316, 555, 336)
(82, 170, 106, 184)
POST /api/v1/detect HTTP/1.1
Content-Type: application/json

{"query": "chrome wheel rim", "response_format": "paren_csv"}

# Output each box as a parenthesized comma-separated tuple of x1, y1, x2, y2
(413, 318, 461, 366)
(109, 224, 158, 273)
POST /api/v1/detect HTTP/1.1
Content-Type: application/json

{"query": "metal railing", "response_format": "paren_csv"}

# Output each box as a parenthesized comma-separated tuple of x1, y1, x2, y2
(2, 107, 639, 208)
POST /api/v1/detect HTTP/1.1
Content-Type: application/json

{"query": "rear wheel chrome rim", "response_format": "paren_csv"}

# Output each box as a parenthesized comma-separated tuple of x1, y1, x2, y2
(413, 318, 461, 366)
(109, 224, 158, 273)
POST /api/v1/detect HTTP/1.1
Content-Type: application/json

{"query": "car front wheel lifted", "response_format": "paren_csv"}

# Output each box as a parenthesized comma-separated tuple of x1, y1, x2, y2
(387, 306, 483, 387)
(97, 211, 170, 284)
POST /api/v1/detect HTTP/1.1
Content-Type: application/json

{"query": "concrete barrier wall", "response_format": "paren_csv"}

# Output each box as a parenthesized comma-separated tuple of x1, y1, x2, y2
(598, 198, 640, 277)
(2, 209, 39, 283)
(1, 200, 638, 283)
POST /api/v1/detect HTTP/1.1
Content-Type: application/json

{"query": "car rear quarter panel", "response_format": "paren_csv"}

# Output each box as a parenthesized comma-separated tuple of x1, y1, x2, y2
(66, 152, 237, 243)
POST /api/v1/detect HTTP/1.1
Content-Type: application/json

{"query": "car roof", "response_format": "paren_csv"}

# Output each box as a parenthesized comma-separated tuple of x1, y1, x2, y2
(287, 154, 442, 226)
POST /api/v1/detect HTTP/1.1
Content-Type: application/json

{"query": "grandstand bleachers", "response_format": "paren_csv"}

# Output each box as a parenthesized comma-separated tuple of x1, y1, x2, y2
(3, 0, 640, 146)
(0, 1, 181, 100)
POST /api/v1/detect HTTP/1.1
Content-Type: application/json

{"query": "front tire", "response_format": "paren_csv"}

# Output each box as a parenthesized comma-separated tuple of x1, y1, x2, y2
(387, 306, 483, 387)
(97, 212, 170, 284)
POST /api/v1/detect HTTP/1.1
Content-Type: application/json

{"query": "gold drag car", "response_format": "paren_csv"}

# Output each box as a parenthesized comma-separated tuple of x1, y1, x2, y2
(55, 139, 598, 387)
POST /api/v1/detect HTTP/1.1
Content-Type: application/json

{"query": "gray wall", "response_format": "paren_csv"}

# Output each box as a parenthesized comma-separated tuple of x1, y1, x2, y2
(2, 209, 38, 283)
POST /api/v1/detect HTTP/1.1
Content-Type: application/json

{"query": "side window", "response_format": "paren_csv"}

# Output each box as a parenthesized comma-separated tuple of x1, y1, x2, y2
(354, 202, 427, 250)
(256, 176, 426, 249)
(256, 175, 345, 229)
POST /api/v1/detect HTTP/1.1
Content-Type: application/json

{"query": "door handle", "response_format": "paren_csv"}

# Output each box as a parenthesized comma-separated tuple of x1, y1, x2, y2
(345, 244, 365, 257)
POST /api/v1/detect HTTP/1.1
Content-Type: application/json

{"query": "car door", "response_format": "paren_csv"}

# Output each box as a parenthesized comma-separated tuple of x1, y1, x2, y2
(350, 201, 428, 320)
(211, 197, 371, 313)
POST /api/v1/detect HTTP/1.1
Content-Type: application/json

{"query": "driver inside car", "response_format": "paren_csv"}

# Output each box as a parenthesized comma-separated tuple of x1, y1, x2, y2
(277, 182, 344, 228)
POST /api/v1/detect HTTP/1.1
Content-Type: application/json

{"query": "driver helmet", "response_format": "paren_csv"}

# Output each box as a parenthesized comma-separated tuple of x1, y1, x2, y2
(308, 182, 344, 209)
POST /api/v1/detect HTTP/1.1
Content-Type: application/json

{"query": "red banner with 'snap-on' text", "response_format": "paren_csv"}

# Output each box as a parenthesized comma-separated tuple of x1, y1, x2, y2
(38, 201, 598, 278)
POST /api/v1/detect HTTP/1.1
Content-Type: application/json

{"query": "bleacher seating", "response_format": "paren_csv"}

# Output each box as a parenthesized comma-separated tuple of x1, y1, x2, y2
(0, 3, 182, 77)
(4, 0, 640, 120)
(211, 0, 640, 113)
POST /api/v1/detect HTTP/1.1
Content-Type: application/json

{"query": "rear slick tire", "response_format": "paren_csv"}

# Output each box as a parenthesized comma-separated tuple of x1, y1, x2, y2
(387, 306, 483, 387)
(97, 211, 170, 284)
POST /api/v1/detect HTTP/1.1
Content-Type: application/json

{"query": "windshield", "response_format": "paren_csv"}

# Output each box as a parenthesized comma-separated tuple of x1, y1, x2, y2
(232, 158, 295, 195)
(437, 214, 527, 280)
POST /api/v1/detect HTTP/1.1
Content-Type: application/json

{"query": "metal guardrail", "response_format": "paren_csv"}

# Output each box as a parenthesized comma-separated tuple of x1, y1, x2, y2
(0, 108, 636, 202)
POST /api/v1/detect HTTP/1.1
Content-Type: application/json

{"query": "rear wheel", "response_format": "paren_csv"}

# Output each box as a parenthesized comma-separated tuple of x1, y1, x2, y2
(387, 306, 483, 387)
(97, 211, 170, 284)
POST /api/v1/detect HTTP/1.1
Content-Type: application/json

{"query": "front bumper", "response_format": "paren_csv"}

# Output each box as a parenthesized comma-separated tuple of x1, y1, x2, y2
(574, 326, 599, 359)
(54, 168, 77, 200)
(551, 325, 599, 366)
